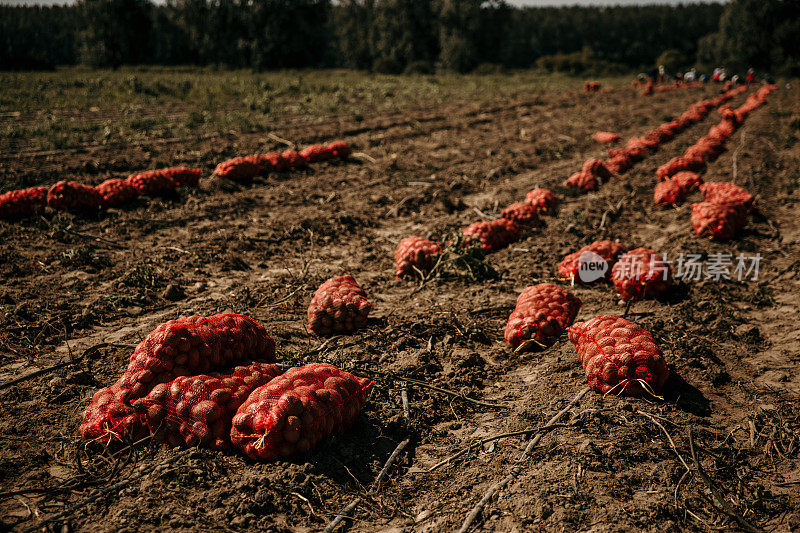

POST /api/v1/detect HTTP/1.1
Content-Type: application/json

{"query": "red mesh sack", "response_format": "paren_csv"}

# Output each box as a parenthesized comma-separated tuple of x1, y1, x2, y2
(718, 105, 739, 124)
(133, 362, 281, 450)
(162, 167, 202, 187)
(640, 136, 661, 150)
(663, 119, 684, 134)
(95, 178, 139, 208)
(252, 152, 289, 172)
(80, 314, 276, 446)
(605, 153, 633, 174)
(126, 170, 178, 196)
(47, 181, 104, 211)
(504, 283, 581, 350)
(623, 138, 650, 160)
(611, 247, 672, 301)
(500, 201, 540, 226)
(684, 141, 722, 162)
(593, 131, 620, 144)
(327, 141, 352, 159)
(279, 150, 306, 169)
(0, 186, 48, 219)
(394, 236, 441, 278)
(230, 363, 373, 461)
(300, 144, 335, 163)
(699, 182, 754, 211)
(565, 170, 599, 192)
(645, 127, 673, 144)
(568, 315, 668, 396)
(708, 120, 736, 142)
(558, 240, 627, 284)
(656, 156, 704, 181)
(582, 159, 613, 181)
(690, 202, 747, 241)
(654, 171, 702, 207)
(308, 275, 372, 336)
(213, 156, 263, 182)
(462, 218, 520, 251)
(525, 188, 558, 213)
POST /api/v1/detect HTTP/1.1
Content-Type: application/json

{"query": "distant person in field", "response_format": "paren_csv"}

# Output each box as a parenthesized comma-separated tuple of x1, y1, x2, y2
(658, 64, 666, 83)
(684, 68, 697, 83)
(713, 67, 721, 82)
(746, 68, 756, 84)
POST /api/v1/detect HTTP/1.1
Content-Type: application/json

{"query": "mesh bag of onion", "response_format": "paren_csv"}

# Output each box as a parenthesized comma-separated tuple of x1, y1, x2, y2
(231, 363, 373, 461)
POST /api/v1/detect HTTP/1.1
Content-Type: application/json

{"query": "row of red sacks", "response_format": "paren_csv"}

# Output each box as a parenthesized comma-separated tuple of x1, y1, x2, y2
(653, 84, 777, 240)
(565, 85, 750, 193)
(212, 141, 351, 182)
(0, 140, 352, 221)
(392, 87, 753, 273)
(0, 168, 201, 220)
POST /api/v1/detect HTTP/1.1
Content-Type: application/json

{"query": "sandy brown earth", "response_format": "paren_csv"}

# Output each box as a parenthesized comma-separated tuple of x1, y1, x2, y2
(1, 80, 799, 532)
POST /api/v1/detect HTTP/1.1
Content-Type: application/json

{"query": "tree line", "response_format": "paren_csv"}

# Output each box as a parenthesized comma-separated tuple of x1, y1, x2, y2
(0, 0, 797, 75)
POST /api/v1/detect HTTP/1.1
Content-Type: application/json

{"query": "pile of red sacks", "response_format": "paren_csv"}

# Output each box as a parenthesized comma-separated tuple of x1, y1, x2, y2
(81, 313, 374, 461)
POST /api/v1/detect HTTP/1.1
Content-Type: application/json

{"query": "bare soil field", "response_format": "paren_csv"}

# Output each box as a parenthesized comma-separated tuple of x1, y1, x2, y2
(1, 71, 799, 532)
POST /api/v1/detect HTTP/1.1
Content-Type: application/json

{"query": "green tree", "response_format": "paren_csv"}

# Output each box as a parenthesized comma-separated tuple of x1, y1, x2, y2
(698, 0, 800, 75)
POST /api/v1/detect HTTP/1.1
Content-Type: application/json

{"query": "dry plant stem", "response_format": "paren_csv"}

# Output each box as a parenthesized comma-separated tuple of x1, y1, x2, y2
(427, 424, 570, 473)
(457, 387, 589, 533)
(638, 411, 691, 471)
(22, 449, 192, 533)
(266, 132, 295, 148)
(322, 439, 411, 533)
(688, 429, 762, 533)
(401, 383, 410, 420)
(354, 368, 508, 410)
(351, 152, 377, 164)
(758, 259, 799, 286)
(0, 342, 135, 390)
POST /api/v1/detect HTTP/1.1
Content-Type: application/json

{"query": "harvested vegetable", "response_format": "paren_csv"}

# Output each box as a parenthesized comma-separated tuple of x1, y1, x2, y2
(307, 275, 372, 336)
(558, 240, 626, 284)
(0, 186, 48, 219)
(462, 218, 520, 251)
(134, 362, 281, 450)
(504, 283, 581, 350)
(231, 363, 373, 461)
(80, 314, 276, 446)
(691, 202, 747, 241)
(611, 247, 672, 301)
(47, 181, 104, 211)
(394, 236, 441, 278)
(568, 315, 668, 396)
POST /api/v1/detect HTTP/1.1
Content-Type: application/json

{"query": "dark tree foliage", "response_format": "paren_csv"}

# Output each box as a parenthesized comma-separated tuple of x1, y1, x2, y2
(1, 0, 795, 75)
(0, 6, 80, 69)
(699, 0, 800, 75)
(78, 0, 154, 67)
